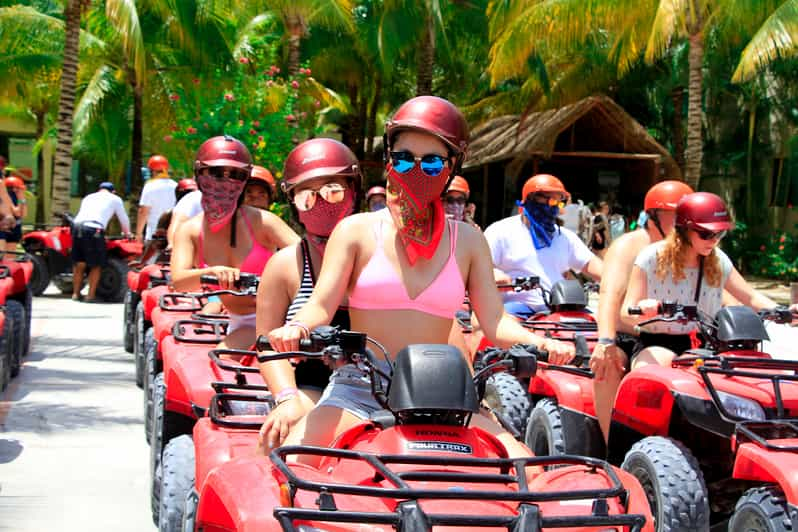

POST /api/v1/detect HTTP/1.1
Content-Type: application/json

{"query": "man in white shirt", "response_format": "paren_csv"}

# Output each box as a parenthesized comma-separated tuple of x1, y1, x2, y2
(71, 182, 131, 301)
(484, 174, 602, 316)
(136, 155, 177, 242)
(167, 188, 202, 246)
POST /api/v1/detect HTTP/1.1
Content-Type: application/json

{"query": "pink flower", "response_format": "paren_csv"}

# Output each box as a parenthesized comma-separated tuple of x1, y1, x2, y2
(314, 100, 321, 108)
(253, 120, 260, 127)
(291, 80, 299, 89)
(300, 112, 307, 119)
(760, 245, 767, 251)
(266, 80, 274, 87)
(274, 67, 280, 73)
(239, 57, 249, 64)
(170, 125, 178, 132)
(249, 128, 257, 135)
(780, 245, 785, 251)
(224, 93, 234, 102)
(163, 135, 173, 142)
(169, 93, 180, 101)
(285, 114, 296, 122)
(258, 135, 264, 141)
(239, 120, 245, 126)
(192, 78, 200, 85)
(186, 126, 197, 134)
(304, 68, 311, 76)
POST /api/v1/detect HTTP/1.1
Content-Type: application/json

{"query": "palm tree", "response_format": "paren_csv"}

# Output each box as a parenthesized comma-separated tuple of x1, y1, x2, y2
(733, 0, 798, 82)
(487, 0, 790, 189)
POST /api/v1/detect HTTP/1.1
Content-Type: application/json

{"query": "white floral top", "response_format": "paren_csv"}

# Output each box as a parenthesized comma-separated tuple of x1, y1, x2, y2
(634, 241, 733, 334)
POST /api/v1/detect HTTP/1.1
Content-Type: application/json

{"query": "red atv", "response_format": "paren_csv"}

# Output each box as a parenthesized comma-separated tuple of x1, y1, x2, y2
(22, 212, 142, 301)
(531, 302, 798, 531)
(187, 328, 653, 532)
(0, 252, 35, 380)
(123, 237, 171, 353)
(0, 265, 15, 389)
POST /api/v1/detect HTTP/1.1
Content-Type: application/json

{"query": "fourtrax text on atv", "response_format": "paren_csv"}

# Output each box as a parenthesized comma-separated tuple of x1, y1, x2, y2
(190, 326, 653, 532)
(21, 212, 142, 301)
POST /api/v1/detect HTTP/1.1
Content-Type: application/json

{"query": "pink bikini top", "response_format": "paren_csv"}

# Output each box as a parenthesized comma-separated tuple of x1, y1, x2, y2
(197, 210, 273, 275)
(348, 216, 465, 319)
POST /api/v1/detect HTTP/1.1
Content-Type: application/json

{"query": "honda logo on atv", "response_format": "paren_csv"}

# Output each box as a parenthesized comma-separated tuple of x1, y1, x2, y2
(407, 441, 473, 454)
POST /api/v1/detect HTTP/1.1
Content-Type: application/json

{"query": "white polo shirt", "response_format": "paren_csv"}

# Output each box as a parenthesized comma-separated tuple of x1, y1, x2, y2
(139, 177, 177, 239)
(73, 190, 131, 233)
(172, 190, 203, 219)
(484, 215, 594, 309)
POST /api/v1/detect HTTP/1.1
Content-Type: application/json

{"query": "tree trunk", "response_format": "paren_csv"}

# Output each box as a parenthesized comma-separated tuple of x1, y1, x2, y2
(416, 15, 435, 96)
(131, 79, 143, 194)
(684, 33, 704, 189)
(671, 87, 686, 175)
(51, 0, 82, 222)
(355, 83, 368, 159)
(365, 72, 382, 158)
(35, 111, 46, 225)
(286, 15, 304, 76)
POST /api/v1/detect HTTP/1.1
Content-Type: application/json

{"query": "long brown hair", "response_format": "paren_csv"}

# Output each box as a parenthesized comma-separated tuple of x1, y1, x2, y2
(655, 227, 722, 287)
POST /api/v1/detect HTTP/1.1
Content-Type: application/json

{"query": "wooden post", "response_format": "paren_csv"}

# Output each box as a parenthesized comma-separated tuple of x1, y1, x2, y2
(482, 163, 489, 227)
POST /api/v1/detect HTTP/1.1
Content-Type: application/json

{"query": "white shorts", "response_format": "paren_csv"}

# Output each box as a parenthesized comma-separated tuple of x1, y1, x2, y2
(226, 311, 257, 336)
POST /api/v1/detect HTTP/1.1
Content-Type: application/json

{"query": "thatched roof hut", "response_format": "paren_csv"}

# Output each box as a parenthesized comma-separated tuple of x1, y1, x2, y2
(461, 95, 681, 225)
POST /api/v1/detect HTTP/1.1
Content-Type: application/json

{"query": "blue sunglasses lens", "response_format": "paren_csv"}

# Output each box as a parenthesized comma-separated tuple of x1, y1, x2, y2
(420, 155, 445, 177)
(392, 155, 415, 173)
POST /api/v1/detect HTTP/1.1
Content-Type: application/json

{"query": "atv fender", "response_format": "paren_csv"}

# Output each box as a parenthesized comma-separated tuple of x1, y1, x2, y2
(733, 441, 798, 505)
(22, 231, 68, 257)
(192, 418, 263, 494)
(143, 285, 170, 321)
(0, 260, 33, 294)
(164, 348, 222, 419)
(529, 368, 596, 416)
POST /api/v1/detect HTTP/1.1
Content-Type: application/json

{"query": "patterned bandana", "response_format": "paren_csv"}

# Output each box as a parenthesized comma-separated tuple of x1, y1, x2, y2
(197, 174, 247, 232)
(298, 188, 354, 254)
(386, 163, 450, 265)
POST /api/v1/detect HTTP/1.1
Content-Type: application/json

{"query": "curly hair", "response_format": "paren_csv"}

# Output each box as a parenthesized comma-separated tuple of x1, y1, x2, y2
(655, 227, 722, 287)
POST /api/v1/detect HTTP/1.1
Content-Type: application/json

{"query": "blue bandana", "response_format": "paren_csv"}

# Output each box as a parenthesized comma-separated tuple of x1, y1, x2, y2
(517, 199, 560, 249)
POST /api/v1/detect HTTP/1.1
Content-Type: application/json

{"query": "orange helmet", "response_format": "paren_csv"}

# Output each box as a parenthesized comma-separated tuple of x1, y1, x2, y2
(644, 180, 694, 211)
(521, 174, 568, 201)
(4, 176, 26, 191)
(249, 165, 276, 193)
(147, 155, 169, 172)
(447, 176, 470, 198)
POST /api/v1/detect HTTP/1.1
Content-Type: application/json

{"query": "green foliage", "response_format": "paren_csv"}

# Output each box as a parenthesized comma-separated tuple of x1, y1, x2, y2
(750, 226, 798, 281)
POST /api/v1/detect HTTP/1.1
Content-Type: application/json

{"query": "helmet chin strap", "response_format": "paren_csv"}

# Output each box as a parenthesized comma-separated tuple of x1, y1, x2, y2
(647, 210, 666, 239)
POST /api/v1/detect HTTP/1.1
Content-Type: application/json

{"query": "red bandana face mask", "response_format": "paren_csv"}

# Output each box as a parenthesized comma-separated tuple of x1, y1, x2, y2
(386, 163, 450, 265)
(198, 174, 247, 232)
(298, 188, 354, 254)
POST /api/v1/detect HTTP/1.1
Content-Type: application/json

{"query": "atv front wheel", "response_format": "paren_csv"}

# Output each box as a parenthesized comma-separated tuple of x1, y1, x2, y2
(150, 372, 166, 523)
(622, 436, 709, 532)
(26, 253, 50, 296)
(159, 435, 195, 532)
(134, 303, 149, 388)
(525, 398, 566, 458)
(144, 336, 157, 443)
(728, 486, 794, 531)
(96, 257, 128, 302)
(5, 300, 25, 378)
(485, 372, 530, 435)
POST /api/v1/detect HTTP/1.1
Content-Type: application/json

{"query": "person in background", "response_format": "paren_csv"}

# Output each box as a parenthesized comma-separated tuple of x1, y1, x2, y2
(444, 175, 479, 228)
(0, 176, 27, 251)
(560, 195, 581, 233)
(136, 155, 177, 243)
(485, 174, 602, 317)
(365, 185, 386, 212)
(589, 180, 693, 441)
(0, 157, 15, 232)
(167, 182, 203, 246)
(590, 201, 611, 257)
(71, 182, 131, 302)
(244, 165, 276, 210)
(609, 204, 627, 241)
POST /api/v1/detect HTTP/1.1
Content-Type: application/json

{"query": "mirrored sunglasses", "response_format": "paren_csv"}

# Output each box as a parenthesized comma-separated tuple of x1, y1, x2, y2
(389, 151, 448, 177)
(694, 228, 727, 241)
(293, 182, 347, 212)
(198, 166, 250, 182)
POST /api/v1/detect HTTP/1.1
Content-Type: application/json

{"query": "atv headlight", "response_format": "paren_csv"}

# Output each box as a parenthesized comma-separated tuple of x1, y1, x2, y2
(717, 391, 766, 420)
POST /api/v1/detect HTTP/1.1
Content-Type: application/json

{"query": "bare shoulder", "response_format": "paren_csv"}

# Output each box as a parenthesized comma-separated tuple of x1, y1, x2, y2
(329, 211, 376, 240)
(607, 229, 650, 259)
(265, 243, 302, 281)
(456, 220, 487, 249)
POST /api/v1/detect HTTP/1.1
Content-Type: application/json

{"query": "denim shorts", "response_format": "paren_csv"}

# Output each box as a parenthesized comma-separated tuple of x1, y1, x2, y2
(316, 358, 392, 419)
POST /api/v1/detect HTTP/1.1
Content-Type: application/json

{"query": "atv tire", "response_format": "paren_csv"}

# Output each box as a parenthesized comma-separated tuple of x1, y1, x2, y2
(26, 253, 50, 296)
(0, 312, 13, 390)
(729, 486, 794, 531)
(123, 289, 137, 353)
(485, 372, 530, 436)
(5, 300, 25, 378)
(150, 372, 166, 523)
(97, 257, 128, 303)
(19, 289, 32, 357)
(144, 335, 157, 443)
(622, 436, 709, 532)
(159, 435, 195, 532)
(134, 303, 149, 388)
(525, 398, 566, 459)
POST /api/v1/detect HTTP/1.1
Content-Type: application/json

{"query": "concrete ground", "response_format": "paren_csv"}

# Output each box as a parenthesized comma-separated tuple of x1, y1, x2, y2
(0, 288, 153, 531)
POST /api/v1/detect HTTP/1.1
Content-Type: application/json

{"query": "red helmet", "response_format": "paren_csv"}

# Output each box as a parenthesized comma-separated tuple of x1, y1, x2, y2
(644, 180, 694, 211)
(176, 178, 198, 192)
(282, 138, 361, 195)
(3, 176, 25, 190)
(194, 135, 252, 172)
(249, 165, 276, 192)
(147, 155, 169, 171)
(676, 192, 734, 232)
(384, 96, 469, 168)
(366, 186, 386, 200)
(447, 176, 470, 198)
(521, 174, 568, 201)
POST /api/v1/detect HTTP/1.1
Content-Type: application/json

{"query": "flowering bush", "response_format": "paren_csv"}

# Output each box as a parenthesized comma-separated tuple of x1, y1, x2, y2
(749, 228, 798, 281)
(167, 58, 328, 183)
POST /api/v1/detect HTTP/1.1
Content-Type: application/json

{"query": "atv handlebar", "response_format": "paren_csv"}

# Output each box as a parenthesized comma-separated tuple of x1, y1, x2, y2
(198, 272, 260, 296)
(496, 276, 540, 293)
(758, 306, 796, 324)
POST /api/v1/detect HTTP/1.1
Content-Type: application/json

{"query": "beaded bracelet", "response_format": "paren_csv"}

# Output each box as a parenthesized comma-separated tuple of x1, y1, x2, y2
(286, 321, 310, 337)
(274, 387, 298, 404)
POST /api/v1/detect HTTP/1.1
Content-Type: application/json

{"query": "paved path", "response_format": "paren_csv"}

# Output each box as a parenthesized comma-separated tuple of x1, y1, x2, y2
(0, 289, 152, 531)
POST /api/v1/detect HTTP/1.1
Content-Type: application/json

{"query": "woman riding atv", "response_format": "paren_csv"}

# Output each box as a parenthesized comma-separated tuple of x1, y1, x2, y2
(621, 192, 797, 369)
(266, 96, 574, 465)
(256, 138, 359, 452)
(170, 135, 299, 350)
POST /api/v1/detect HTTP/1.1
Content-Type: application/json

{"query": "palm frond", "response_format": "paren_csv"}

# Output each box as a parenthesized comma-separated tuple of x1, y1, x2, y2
(733, 0, 798, 82)
(644, 0, 688, 63)
(73, 65, 126, 137)
(105, 0, 146, 81)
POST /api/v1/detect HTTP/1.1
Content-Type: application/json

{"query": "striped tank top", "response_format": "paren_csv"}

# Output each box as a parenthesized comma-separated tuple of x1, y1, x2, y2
(285, 239, 314, 322)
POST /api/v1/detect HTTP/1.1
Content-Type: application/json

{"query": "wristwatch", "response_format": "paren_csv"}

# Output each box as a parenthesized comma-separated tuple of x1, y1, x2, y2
(597, 337, 616, 346)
